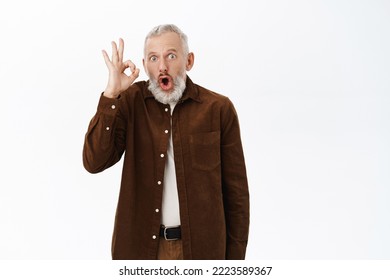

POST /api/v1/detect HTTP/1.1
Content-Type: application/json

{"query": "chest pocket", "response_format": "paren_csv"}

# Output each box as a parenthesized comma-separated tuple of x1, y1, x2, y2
(189, 131, 221, 171)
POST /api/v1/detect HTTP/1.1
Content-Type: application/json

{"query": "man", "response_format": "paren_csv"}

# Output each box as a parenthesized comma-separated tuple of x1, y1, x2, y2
(83, 24, 249, 260)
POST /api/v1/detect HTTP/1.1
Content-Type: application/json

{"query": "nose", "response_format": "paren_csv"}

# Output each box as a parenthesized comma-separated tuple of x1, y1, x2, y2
(159, 59, 168, 74)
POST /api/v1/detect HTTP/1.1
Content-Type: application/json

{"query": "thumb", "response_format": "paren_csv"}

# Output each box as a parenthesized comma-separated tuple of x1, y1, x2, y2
(128, 68, 140, 83)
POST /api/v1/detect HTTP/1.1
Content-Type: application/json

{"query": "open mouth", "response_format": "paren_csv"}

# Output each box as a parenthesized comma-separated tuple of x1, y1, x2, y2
(158, 75, 173, 91)
(162, 78, 169, 86)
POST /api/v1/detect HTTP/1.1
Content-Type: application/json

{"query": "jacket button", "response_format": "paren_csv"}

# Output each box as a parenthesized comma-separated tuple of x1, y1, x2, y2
(160, 154, 165, 158)
(152, 235, 157, 239)
(157, 181, 162, 185)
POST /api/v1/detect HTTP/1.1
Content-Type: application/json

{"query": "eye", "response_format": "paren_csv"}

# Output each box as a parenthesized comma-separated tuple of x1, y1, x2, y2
(168, 53, 176, 59)
(150, 55, 158, 62)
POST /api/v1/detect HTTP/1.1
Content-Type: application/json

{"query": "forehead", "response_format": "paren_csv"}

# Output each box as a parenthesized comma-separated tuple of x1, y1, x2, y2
(145, 32, 183, 54)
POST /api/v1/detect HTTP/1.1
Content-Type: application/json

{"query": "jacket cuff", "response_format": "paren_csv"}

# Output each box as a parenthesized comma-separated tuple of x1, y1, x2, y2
(97, 92, 120, 115)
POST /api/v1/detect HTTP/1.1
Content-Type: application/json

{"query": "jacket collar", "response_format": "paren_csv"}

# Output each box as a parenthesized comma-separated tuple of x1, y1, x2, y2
(143, 75, 202, 104)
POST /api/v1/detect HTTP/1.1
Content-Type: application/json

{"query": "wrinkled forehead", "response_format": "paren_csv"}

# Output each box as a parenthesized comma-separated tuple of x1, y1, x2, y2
(144, 32, 184, 56)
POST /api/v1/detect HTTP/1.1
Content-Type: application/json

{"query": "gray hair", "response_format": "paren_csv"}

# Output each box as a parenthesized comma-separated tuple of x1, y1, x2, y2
(144, 24, 189, 56)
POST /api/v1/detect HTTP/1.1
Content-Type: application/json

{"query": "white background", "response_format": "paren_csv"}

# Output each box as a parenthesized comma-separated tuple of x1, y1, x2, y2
(0, 0, 389, 260)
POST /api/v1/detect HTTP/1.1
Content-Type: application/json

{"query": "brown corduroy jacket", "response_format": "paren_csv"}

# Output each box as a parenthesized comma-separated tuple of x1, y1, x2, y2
(83, 77, 249, 259)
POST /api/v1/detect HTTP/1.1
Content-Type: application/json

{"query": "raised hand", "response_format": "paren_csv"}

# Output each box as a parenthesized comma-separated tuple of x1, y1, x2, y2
(102, 38, 140, 98)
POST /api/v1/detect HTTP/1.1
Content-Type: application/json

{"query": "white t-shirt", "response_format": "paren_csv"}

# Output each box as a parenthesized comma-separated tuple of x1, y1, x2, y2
(161, 102, 181, 227)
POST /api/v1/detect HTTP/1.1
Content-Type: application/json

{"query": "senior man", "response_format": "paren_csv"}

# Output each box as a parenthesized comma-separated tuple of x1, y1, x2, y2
(83, 24, 249, 260)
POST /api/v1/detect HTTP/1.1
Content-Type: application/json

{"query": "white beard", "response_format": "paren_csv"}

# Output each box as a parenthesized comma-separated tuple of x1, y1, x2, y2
(148, 75, 186, 105)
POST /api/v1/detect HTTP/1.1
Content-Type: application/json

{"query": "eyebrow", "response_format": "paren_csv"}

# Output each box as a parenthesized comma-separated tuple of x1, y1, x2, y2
(166, 48, 178, 53)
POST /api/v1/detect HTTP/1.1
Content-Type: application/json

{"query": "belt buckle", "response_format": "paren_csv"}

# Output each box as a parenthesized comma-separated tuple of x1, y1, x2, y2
(164, 226, 179, 241)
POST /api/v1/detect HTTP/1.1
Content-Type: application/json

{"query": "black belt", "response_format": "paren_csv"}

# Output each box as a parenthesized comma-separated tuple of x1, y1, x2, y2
(160, 225, 181, 241)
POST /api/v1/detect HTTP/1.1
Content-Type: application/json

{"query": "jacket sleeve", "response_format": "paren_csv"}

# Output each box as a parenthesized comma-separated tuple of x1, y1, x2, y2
(83, 93, 127, 173)
(220, 98, 250, 260)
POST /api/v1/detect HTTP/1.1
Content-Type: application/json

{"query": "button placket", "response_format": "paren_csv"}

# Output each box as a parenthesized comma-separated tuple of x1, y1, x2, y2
(152, 103, 171, 241)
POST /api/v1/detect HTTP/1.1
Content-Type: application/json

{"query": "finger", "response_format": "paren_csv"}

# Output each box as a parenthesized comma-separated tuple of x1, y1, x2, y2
(118, 38, 124, 62)
(111, 41, 118, 63)
(123, 60, 139, 82)
(123, 60, 136, 73)
(127, 68, 140, 84)
(130, 68, 140, 79)
(102, 50, 112, 68)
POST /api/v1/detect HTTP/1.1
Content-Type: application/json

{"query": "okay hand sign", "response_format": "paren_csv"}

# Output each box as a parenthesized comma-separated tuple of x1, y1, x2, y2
(102, 38, 140, 98)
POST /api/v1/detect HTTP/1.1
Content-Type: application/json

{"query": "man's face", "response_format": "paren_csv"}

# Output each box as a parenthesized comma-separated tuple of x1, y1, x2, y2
(143, 32, 193, 93)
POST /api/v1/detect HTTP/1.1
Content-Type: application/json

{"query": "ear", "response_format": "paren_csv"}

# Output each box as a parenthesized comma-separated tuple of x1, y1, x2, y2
(142, 58, 146, 70)
(186, 52, 195, 71)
